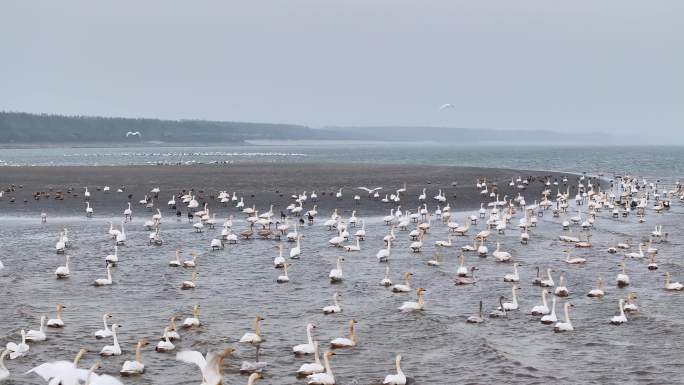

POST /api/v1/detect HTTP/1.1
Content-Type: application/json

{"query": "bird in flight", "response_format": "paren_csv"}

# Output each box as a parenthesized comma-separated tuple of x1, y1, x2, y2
(357, 187, 383, 193)
(126, 131, 142, 137)
(439, 103, 455, 110)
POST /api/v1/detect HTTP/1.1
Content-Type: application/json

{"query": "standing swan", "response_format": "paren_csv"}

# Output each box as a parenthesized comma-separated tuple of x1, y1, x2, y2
(382, 354, 407, 385)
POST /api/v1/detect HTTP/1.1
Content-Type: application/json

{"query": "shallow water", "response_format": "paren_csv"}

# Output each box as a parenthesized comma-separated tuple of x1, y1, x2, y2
(1, 189, 683, 384)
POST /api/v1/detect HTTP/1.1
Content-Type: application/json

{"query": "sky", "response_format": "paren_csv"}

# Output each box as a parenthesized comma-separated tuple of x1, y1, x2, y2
(0, 0, 682, 138)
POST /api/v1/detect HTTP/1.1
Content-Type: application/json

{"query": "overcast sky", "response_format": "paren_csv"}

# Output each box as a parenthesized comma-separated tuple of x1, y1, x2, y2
(0, 0, 681, 136)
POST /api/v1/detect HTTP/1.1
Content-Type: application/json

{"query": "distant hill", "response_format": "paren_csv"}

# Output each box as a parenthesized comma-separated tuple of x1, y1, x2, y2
(0, 111, 605, 144)
(0, 112, 343, 143)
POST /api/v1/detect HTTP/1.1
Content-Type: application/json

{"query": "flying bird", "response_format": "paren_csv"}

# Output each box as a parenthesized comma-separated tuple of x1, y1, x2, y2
(439, 104, 455, 110)
(357, 187, 383, 193)
(125, 131, 142, 137)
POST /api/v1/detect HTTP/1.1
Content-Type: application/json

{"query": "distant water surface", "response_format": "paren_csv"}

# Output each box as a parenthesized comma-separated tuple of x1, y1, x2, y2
(1, 142, 683, 180)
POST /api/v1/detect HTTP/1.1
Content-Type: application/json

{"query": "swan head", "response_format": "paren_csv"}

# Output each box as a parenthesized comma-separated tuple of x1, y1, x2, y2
(111, 324, 122, 331)
(255, 315, 265, 322)
(138, 339, 149, 347)
(220, 347, 235, 358)
(57, 303, 65, 311)
(324, 351, 336, 359)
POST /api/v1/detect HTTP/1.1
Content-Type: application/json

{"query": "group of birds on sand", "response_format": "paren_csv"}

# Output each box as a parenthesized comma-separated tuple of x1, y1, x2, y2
(2, 173, 684, 384)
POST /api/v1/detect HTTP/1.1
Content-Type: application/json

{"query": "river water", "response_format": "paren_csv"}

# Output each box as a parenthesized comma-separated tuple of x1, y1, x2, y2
(1, 186, 683, 384)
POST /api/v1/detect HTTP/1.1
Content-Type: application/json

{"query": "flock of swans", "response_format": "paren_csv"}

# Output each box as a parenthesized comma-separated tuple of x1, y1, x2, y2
(1, 173, 684, 384)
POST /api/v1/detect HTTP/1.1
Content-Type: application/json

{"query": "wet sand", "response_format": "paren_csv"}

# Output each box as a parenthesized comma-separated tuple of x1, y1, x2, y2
(0, 163, 578, 217)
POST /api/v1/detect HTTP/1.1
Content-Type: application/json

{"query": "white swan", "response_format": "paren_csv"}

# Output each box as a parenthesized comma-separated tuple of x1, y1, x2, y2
(492, 242, 511, 262)
(99, 324, 122, 356)
(94, 314, 113, 339)
(323, 292, 342, 314)
(93, 264, 113, 286)
(540, 297, 558, 324)
(330, 319, 357, 348)
(399, 288, 426, 312)
(665, 272, 684, 291)
(0, 349, 9, 381)
(169, 250, 182, 267)
(274, 244, 285, 268)
(503, 263, 520, 282)
(616, 261, 630, 287)
(329, 257, 344, 283)
(530, 289, 550, 315)
(554, 275, 569, 297)
(610, 299, 628, 325)
(343, 238, 361, 252)
(587, 277, 605, 297)
(553, 303, 574, 332)
(116, 221, 126, 245)
(5, 330, 29, 359)
(499, 286, 520, 311)
(176, 347, 234, 385)
(105, 245, 119, 265)
(380, 266, 393, 287)
(293, 323, 316, 355)
(290, 236, 302, 259)
(55, 255, 70, 278)
(27, 348, 87, 385)
(181, 272, 198, 289)
(47, 304, 66, 328)
(376, 239, 391, 262)
(26, 316, 47, 342)
(276, 263, 291, 283)
(383, 354, 407, 385)
(120, 339, 149, 375)
(306, 351, 336, 384)
(155, 327, 175, 352)
(391, 272, 412, 293)
(298, 341, 324, 375)
(183, 305, 201, 328)
(240, 316, 265, 345)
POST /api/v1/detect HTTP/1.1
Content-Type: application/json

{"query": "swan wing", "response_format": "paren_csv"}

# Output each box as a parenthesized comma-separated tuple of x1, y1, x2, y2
(176, 350, 208, 376)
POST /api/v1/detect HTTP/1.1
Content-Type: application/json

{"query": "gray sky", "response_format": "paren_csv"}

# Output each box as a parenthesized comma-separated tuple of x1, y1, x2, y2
(0, 0, 682, 136)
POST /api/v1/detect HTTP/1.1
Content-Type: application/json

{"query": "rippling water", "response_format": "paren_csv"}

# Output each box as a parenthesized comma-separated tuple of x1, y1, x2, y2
(1, 195, 683, 384)
(2, 143, 684, 180)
